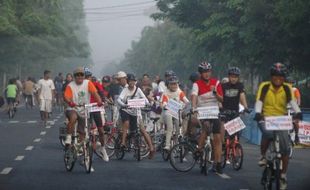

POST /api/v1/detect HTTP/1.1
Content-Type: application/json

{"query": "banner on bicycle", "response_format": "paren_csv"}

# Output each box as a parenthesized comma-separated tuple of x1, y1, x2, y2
(264, 116, 293, 131)
(298, 121, 310, 145)
(166, 99, 183, 119)
(87, 106, 105, 113)
(224, 117, 246, 136)
(127, 98, 146, 108)
(197, 106, 219, 119)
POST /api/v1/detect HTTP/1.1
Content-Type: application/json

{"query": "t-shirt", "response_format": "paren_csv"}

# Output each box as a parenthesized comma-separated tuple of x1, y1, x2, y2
(6, 84, 18, 98)
(90, 81, 104, 103)
(64, 80, 97, 106)
(191, 78, 223, 108)
(54, 76, 63, 93)
(222, 82, 244, 111)
(161, 88, 189, 107)
(37, 79, 55, 100)
(23, 80, 34, 95)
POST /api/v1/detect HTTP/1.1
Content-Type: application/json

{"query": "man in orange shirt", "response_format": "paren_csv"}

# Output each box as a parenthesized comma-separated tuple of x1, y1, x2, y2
(63, 67, 103, 145)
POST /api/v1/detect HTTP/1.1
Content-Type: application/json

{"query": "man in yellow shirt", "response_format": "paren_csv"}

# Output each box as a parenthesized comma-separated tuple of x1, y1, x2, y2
(254, 63, 302, 190)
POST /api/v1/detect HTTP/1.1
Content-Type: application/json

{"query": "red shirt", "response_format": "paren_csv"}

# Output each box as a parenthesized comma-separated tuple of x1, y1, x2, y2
(90, 81, 104, 103)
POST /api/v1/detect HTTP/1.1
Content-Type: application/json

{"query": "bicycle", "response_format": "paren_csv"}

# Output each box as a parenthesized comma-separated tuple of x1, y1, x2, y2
(260, 116, 293, 190)
(63, 103, 102, 173)
(25, 94, 33, 109)
(114, 102, 150, 161)
(7, 100, 17, 119)
(220, 110, 245, 171)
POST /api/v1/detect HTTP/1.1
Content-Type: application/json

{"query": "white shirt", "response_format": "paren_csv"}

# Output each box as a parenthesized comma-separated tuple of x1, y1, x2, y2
(158, 81, 167, 93)
(38, 79, 55, 100)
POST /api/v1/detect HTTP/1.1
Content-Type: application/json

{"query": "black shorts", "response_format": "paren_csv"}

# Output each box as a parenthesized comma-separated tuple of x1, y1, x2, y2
(7, 98, 16, 105)
(120, 109, 138, 132)
(200, 119, 221, 134)
(90, 112, 103, 128)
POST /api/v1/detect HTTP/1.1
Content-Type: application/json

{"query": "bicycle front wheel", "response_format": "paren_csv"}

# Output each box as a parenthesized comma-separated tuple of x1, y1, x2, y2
(261, 166, 273, 190)
(64, 146, 76, 172)
(232, 143, 243, 171)
(84, 142, 93, 173)
(169, 143, 196, 172)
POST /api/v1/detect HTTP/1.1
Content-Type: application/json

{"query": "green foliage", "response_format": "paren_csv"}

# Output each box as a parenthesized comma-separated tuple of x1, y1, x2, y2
(0, 0, 91, 79)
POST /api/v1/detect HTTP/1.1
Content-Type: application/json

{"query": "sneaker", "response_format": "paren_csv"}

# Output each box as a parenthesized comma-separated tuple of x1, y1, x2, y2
(65, 135, 72, 145)
(100, 146, 109, 162)
(258, 156, 267, 167)
(226, 160, 231, 165)
(280, 176, 287, 190)
(216, 163, 223, 174)
(164, 146, 170, 151)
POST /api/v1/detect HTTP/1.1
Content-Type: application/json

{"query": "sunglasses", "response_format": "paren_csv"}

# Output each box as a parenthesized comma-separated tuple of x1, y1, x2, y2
(74, 73, 84, 77)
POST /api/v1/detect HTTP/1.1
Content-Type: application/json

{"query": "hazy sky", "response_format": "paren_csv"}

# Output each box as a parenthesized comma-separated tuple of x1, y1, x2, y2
(84, 0, 156, 74)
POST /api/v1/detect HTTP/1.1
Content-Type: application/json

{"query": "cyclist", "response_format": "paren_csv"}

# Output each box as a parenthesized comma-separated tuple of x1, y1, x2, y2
(254, 63, 302, 189)
(161, 75, 189, 150)
(23, 77, 35, 108)
(5, 78, 18, 112)
(158, 70, 176, 93)
(37, 70, 55, 125)
(84, 69, 109, 162)
(286, 76, 301, 144)
(117, 73, 155, 159)
(63, 67, 103, 146)
(191, 61, 224, 174)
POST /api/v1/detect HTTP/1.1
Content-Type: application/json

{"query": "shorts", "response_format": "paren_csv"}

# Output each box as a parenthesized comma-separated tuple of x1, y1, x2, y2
(66, 110, 86, 134)
(7, 97, 16, 105)
(200, 119, 221, 134)
(90, 112, 103, 128)
(40, 99, 52, 112)
(120, 109, 138, 132)
(258, 122, 291, 156)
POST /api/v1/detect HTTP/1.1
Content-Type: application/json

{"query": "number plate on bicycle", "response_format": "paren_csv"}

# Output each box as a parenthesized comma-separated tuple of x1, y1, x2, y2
(224, 117, 246, 135)
(265, 116, 293, 131)
(166, 99, 183, 119)
(87, 106, 105, 113)
(197, 106, 219, 119)
(127, 98, 146, 108)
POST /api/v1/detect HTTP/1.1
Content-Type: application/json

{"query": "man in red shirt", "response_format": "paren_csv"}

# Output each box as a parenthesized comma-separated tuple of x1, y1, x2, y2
(85, 69, 109, 162)
(191, 61, 224, 174)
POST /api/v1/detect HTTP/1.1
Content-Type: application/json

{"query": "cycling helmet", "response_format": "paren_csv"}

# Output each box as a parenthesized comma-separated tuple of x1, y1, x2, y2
(270, 63, 288, 77)
(84, 67, 92, 77)
(102, 75, 111, 83)
(189, 72, 200, 83)
(228, 67, 241, 76)
(198, 61, 212, 73)
(127, 73, 137, 81)
(167, 75, 179, 84)
(165, 70, 176, 77)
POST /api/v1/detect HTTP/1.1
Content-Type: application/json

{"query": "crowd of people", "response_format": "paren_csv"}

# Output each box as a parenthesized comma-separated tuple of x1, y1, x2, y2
(1, 61, 304, 190)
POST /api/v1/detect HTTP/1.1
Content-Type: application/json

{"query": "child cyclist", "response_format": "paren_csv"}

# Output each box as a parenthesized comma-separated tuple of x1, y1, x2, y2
(161, 75, 190, 150)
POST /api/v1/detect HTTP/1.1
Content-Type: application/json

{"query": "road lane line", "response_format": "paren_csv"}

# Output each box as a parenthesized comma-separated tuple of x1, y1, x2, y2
(8, 121, 19, 124)
(46, 126, 51, 129)
(26, 121, 37, 124)
(34, 138, 41, 142)
(40, 131, 47, 135)
(25, 146, 34, 150)
(1, 167, 13, 175)
(15, 156, 25, 161)
(217, 173, 231, 179)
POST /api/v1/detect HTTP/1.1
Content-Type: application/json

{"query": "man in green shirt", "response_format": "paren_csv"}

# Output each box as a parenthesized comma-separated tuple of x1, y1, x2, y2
(5, 78, 18, 112)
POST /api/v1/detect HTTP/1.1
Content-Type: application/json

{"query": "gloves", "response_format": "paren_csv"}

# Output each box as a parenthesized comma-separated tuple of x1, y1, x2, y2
(68, 102, 76, 108)
(254, 113, 263, 121)
(293, 112, 303, 121)
(97, 102, 103, 107)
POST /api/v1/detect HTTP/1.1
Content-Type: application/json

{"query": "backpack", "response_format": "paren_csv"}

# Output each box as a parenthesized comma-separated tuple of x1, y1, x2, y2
(259, 83, 292, 104)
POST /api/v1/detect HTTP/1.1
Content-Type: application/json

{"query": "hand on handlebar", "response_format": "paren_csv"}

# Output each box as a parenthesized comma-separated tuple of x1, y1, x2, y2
(68, 102, 76, 108)
(254, 113, 263, 121)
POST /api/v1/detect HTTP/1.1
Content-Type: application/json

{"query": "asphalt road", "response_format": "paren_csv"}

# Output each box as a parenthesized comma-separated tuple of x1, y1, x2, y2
(0, 105, 309, 190)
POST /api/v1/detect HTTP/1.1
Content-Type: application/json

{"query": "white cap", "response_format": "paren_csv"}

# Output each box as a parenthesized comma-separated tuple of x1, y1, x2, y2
(116, 71, 127, 78)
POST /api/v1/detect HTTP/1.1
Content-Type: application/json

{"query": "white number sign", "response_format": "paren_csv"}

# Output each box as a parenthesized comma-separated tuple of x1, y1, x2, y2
(197, 106, 219, 119)
(224, 117, 246, 136)
(265, 116, 293, 131)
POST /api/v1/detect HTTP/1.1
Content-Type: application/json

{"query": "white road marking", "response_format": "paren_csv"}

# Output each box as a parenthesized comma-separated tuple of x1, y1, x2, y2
(40, 131, 46, 135)
(217, 173, 231, 179)
(25, 146, 34, 150)
(1, 167, 13, 175)
(91, 167, 95, 172)
(34, 138, 41, 142)
(46, 125, 51, 129)
(15, 156, 25, 161)
(48, 121, 55, 125)
(26, 121, 37, 124)
(8, 121, 19, 124)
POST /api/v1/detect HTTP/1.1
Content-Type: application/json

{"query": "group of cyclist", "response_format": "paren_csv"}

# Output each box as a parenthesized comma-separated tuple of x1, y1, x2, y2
(1, 60, 303, 190)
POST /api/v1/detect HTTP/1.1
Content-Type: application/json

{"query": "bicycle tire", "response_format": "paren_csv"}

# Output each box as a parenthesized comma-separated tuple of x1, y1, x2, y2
(114, 136, 125, 160)
(162, 149, 170, 161)
(64, 146, 76, 172)
(106, 136, 116, 158)
(262, 166, 273, 190)
(84, 142, 93, 174)
(232, 143, 243, 171)
(221, 143, 227, 169)
(201, 146, 211, 176)
(275, 159, 281, 190)
(169, 143, 196, 172)
(135, 135, 141, 161)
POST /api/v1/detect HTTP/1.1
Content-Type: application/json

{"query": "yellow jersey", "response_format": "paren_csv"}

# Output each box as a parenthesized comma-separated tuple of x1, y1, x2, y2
(255, 81, 294, 117)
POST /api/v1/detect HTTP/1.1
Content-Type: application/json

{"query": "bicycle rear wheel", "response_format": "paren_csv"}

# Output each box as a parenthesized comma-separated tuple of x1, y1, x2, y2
(64, 146, 76, 172)
(232, 143, 243, 170)
(169, 143, 196, 172)
(84, 142, 93, 173)
(261, 166, 273, 190)
(201, 146, 211, 176)
(106, 136, 116, 158)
